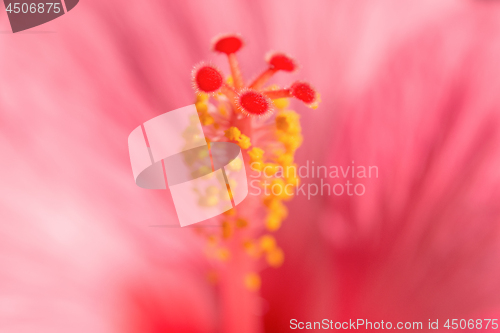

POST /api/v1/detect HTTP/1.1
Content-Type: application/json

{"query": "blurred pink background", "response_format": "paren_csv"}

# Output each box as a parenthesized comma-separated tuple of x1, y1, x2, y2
(1, 0, 500, 332)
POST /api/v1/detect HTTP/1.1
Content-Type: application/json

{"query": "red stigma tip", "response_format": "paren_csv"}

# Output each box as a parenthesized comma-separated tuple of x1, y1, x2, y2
(267, 53, 297, 72)
(213, 34, 243, 55)
(291, 81, 317, 105)
(237, 90, 273, 117)
(192, 64, 223, 93)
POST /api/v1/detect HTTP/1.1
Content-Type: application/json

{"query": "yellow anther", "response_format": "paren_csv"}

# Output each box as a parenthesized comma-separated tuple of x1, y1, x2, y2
(195, 103, 215, 126)
(276, 110, 301, 134)
(269, 178, 290, 199)
(207, 235, 218, 247)
(266, 247, 284, 267)
(216, 248, 230, 261)
(273, 98, 289, 110)
(242, 240, 259, 258)
(263, 197, 275, 208)
(223, 208, 237, 216)
(225, 127, 241, 141)
(196, 93, 210, 102)
(218, 104, 228, 116)
(222, 221, 232, 239)
(263, 163, 280, 177)
(244, 273, 261, 291)
(270, 200, 288, 219)
(236, 218, 248, 228)
(199, 113, 215, 126)
(248, 147, 264, 161)
(224, 127, 251, 149)
(243, 239, 254, 250)
(195, 101, 208, 113)
(237, 134, 251, 149)
(285, 174, 300, 187)
(277, 153, 294, 166)
(265, 213, 283, 231)
(276, 116, 289, 132)
(259, 235, 276, 252)
(278, 133, 303, 153)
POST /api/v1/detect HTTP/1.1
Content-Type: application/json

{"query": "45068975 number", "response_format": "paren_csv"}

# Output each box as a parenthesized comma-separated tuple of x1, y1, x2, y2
(444, 319, 498, 330)
(5, 2, 61, 14)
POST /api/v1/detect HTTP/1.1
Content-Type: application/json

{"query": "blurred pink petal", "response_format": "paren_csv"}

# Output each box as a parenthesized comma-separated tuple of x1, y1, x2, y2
(263, 0, 500, 330)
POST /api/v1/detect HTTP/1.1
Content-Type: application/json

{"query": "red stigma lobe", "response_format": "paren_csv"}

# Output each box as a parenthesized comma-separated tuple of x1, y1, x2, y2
(268, 53, 297, 72)
(238, 90, 272, 116)
(194, 65, 223, 93)
(213, 35, 243, 55)
(291, 82, 316, 104)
